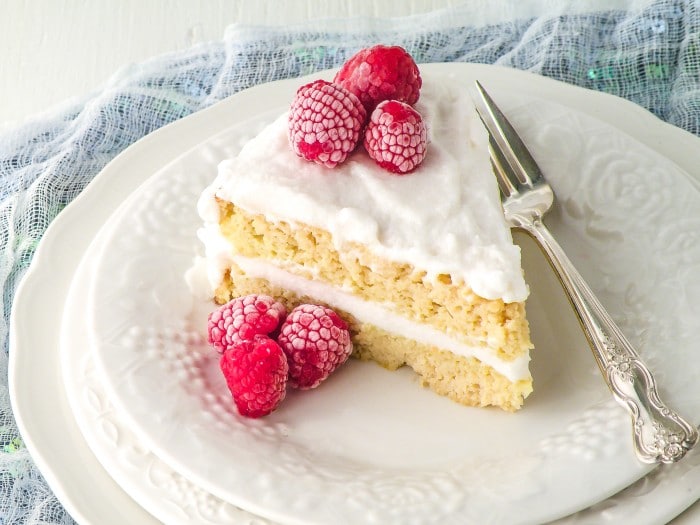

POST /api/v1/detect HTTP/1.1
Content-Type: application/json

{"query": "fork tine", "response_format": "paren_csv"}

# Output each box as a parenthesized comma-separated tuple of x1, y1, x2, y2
(488, 138, 517, 198)
(473, 80, 544, 188)
(490, 159, 511, 201)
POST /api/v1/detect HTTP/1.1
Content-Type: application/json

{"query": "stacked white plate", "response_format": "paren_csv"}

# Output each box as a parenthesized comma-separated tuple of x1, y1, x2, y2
(10, 64, 700, 524)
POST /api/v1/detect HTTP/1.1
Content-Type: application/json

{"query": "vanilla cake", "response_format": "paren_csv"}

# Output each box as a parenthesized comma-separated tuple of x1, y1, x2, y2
(198, 73, 533, 411)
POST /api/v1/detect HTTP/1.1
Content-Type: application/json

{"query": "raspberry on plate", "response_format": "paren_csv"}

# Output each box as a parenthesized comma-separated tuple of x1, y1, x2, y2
(288, 79, 366, 168)
(333, 45, 422, 114)
(277, 304, 353, 389)
(364, 100, 427, 174)
(207, 294, 287, 353)
(220, 335, 289, 418)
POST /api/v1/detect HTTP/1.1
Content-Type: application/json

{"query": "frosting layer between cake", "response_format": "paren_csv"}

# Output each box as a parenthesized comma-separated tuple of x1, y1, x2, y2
(232, 254, 530, 382)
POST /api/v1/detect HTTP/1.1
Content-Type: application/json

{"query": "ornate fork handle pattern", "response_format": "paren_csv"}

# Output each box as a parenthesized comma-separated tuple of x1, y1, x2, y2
(517, 213, 699, 464)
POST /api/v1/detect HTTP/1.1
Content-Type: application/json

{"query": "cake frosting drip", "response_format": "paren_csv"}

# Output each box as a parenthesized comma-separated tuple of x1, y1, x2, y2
(200, 74, 528, 304)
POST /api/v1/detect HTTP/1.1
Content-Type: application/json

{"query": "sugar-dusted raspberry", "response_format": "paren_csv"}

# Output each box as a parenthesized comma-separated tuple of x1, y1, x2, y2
(277, 304, 353, 389)
(364, 100, 427, 174)
(333, 45, 422, 114)
(207, 294, 287, 353)
(288, 79, 366, 168)
(220, 335, 288, 418)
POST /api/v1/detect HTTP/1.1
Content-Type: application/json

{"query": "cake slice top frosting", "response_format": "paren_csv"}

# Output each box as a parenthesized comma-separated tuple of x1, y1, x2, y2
(200, 73, 529, 303)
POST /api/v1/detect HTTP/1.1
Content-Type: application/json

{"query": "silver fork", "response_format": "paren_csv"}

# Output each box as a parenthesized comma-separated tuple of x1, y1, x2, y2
(473, 80, 698, 464)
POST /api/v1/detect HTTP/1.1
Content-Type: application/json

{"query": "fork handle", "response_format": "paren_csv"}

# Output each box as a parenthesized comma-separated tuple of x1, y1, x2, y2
(523, 217, 698, 463)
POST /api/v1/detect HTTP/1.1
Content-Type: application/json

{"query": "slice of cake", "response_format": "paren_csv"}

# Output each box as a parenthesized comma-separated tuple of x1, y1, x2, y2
(198, 53, 533, 412)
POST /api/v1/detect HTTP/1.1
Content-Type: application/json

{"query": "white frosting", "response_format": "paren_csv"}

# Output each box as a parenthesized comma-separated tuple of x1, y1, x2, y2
(200, 74, 528, 303)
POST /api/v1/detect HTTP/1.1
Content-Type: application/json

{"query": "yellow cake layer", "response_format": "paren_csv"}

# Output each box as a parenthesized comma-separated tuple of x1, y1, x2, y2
(215, 267, 532, 411)
(217, 200, 532, 362)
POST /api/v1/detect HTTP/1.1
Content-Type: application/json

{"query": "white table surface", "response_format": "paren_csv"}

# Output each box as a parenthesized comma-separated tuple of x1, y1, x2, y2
(2, 1, 698, 523)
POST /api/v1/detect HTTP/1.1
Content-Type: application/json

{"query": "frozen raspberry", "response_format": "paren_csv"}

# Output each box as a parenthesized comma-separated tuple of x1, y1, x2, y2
(207, 295, 287, 353)
(288, 79, 366, 168)
(277, 304, 353, 389)
(364, 100, 427, 174)
(333, 45, 422, 114)
(220, 335, 288, 418)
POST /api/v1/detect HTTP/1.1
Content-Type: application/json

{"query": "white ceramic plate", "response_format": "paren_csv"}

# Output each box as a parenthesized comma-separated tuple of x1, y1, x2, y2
(9, 63, 700, 524)
(86, 64, 700, 525)
(61, 206, 700, 525)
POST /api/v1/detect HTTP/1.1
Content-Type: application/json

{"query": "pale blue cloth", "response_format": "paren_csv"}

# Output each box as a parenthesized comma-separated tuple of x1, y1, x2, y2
(1, 1, 697, 522)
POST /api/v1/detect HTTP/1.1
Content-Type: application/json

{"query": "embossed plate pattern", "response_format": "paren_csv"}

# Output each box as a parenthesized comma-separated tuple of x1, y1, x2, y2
(86, 64, 700, 525)
(61, 167, 272, 524)
(62, 222, 700, 525)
